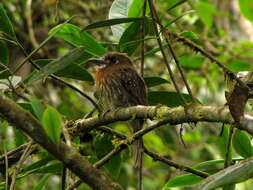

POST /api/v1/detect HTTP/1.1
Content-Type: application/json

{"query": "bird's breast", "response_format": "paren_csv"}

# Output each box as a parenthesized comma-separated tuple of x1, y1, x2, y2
(95, 63, 133, 90)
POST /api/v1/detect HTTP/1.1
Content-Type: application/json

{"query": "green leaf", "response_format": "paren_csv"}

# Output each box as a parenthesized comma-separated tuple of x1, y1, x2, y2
(216, 125, 232, 160)
(94, 133, 122, 179)
(21, 155, 54, 173)
(0, 4, 16, 38)
(42, 106, 62, 145)
(33, 174, 51, 190)
(0, 40, 9, 66)
(196, 2, 216, 29)
(14, 130, 26, 147)
(142, 44, 169, 57)
(27, 47, 86, 84)
(163, 174, 203, 188)
(119, 18, 151, 55)
(18, 103, 37, 117)
(179, 31, 198, 40)
(164, 10, 195, 28)
(144, 76, 170, 87)
(233, 129, 253, 158)
(56, 64, 94, 82)
(227, 59, 251, 72)
(200, 158, 253, 190)
(238, 0, 253, 21)
(193, 158, 243, 169)
(34, 59, 94, 82)
(179, 55, 204, 69)
(148, 91, 193, 107)
(83, 17, 145, 31)
(28, 96, 45, 120)
(25, 162, 63, 175)
(223, 184, 236, 190)
(128, 0, 143, 18)
(49, 24, 106, 56)
(108, 0, 132, 41)
(49, 24, 82, 46)
(167, 0, 187, 12)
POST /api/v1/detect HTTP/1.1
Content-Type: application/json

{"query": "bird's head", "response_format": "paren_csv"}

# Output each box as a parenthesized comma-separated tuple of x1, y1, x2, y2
(88, 52, 132, 69)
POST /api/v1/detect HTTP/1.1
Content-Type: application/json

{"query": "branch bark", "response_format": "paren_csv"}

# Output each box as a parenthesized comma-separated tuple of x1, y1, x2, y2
(0, 92, 122, 190)
(67, 104, 253, 136)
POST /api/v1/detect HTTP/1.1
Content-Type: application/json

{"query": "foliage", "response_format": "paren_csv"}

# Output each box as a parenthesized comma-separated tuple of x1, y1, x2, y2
(0, 0, 253, 190)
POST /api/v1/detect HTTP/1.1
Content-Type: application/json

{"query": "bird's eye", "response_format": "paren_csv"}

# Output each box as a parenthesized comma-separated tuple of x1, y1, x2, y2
(106, 56, 118, 64)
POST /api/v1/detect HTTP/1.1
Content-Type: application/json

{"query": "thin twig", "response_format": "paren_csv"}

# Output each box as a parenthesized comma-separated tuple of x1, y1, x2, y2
(93, 144, 127, 168)
(149, 2, 194, 101)
(0, 142, 34, 161)
(9, 140, 33, 190)
(147, 0, 187, 106)
(16, 42, 100, 111)
(13, 16, 77, 74)
(25, 0, 44, 55)
(169, 33, 249, 90)
(143, 147, 209, 178)
(97, 126, 126, 139)
(3, 142, 9, 190)
(164, 34, 195, 101)
(62, 166, 67, 190)
(140, 0, 147, 77)
(94, 120, 209, 179)
(92, 120, 170, 170)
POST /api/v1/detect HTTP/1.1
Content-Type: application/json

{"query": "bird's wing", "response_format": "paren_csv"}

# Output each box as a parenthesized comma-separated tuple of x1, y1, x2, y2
(119, 67, 148, 106)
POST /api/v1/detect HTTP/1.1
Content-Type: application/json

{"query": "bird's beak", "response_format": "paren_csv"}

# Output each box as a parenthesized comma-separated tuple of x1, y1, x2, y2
(87, 58, 106, 65)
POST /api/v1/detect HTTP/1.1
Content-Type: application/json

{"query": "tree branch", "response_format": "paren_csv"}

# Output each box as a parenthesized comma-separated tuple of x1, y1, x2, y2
(67, 104, 253, 136)
(0, 92, 122, 190)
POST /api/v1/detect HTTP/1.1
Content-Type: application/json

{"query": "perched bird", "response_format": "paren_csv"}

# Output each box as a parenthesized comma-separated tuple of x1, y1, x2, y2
(90, 52, 147, 190)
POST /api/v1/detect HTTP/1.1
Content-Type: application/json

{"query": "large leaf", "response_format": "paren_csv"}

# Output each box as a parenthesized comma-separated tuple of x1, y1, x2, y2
(163, 174, 203, 188)
(108, 0, 132, 41)
(0, 4, 16, 38)
(118, 18, 151, 55)
(179, 55, 204, 69)
(33, 174, 51, 190)
(238, 0, 253, 21)
(28, 96, 45, 120)
(34, 59, 93, 82)
(195, 2, 216, 29)
(233, 129, 253, 158)
(42, 106, 62, 145)
(24, 162, 63, 176)
(148, 91, 193, 107)
(128, 0, 143, 18)
(21, 155, 54, 173)
(83, 17, 144, 30)
(216, 125, 232, 160)
(94, 133, 122, 179)
(199, 158, 253, 190)
(193, 158, 243, 169)
(227, 59, 251, 72)
(49, 24, 106, 56)
(18, 103, 37, 118)
(144, 76, 170, 87)
(27, 47, 86, 84)
(0, 40, 9, 66)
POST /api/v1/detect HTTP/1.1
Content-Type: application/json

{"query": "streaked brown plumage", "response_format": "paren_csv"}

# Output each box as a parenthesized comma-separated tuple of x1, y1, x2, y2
(93, 52, 147, 190)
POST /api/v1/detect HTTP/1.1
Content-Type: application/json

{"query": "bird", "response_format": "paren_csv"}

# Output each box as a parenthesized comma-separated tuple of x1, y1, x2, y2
(90, 52, 147, 190)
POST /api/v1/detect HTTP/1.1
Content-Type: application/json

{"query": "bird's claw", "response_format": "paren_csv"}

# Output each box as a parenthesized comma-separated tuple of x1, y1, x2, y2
(99, 109, 111, 118)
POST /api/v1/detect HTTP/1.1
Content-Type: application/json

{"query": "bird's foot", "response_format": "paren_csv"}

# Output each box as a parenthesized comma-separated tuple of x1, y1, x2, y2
(99, 109, 111, 118)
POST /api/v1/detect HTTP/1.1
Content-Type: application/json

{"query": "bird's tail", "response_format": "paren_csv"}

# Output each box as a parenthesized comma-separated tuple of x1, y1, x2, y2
(131, 119, 144, 190)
